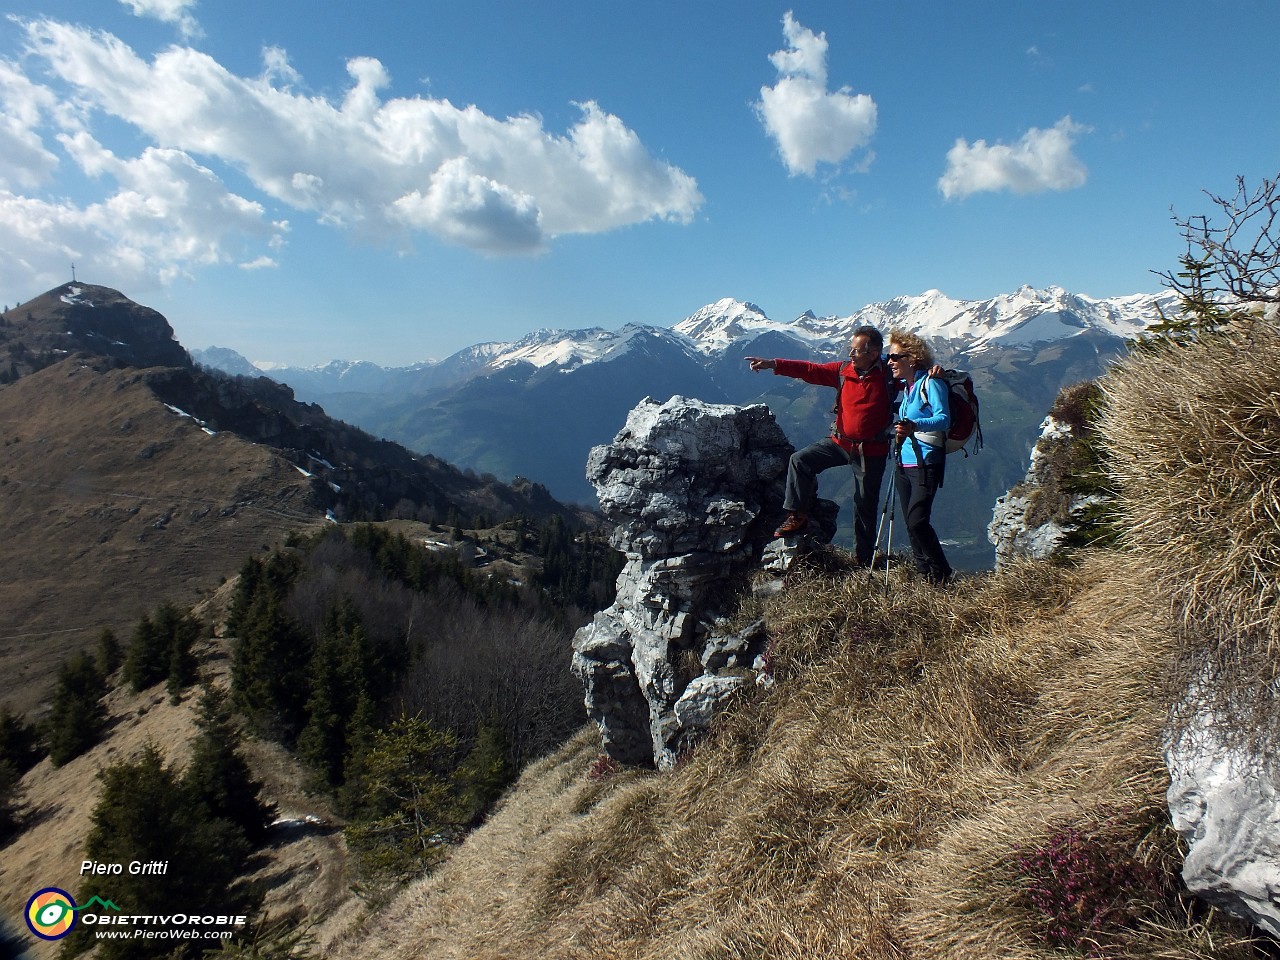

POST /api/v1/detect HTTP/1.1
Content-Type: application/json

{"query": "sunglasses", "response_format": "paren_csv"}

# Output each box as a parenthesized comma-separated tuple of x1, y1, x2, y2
(886, 352, 912, 361)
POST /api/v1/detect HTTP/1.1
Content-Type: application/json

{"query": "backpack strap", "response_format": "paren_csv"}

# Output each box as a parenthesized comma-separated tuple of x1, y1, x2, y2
(913, 372, 949, 452)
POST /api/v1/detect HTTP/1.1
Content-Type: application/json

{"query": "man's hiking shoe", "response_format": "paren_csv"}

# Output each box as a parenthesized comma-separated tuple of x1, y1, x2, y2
(774, 512, 809, 537)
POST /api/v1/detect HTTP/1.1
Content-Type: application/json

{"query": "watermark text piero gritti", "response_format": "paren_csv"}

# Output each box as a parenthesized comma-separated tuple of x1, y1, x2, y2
(81, 859, 169, 876)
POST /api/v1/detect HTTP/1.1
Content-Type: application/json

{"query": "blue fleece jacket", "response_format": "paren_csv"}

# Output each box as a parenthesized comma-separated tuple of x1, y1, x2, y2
(897, 374, 950, 466)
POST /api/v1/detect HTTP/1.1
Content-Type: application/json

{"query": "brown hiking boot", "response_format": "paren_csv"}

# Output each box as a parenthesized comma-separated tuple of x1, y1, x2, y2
(773, 512, 809, 537)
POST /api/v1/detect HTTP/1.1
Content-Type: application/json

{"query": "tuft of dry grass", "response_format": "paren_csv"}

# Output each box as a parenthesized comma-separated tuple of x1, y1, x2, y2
(1097, 316, 1280, 741)
(1098, 318, 1280, 644)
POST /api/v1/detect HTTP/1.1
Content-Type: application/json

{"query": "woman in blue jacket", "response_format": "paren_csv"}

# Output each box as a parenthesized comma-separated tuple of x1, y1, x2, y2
(887, 330, 953, 585)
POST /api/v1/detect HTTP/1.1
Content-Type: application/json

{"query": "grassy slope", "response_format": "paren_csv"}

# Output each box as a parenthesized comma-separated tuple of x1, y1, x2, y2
(327, 557, 1260, 959)
(331, 319, 1280, 960)
(0, 358, 323, 715)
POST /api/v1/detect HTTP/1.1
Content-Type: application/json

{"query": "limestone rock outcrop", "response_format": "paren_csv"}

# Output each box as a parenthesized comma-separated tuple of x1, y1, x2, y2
(988, 413, 1103, 569)
(572, 396, 791, 768)
(1166, 711, 1280, 937)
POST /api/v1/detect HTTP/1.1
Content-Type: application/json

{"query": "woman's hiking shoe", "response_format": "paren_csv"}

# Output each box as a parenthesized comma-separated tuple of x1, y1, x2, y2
(773, 512, 809, 537)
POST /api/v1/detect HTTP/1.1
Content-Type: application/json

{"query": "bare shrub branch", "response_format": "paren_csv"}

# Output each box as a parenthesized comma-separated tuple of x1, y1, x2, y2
(1158, 173, 1280, 305)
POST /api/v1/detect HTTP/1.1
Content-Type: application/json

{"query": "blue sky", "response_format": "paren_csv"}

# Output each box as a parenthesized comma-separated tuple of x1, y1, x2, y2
(2, 0, 1277, 366)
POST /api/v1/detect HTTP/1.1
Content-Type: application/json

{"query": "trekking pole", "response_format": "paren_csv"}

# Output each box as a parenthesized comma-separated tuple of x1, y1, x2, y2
(872, 463, 895, 578)
(884, 479, 896, 592)
(883, 438, 905, 592)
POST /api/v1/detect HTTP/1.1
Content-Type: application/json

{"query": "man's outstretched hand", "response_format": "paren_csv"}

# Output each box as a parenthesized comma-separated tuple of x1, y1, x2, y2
(746, 357, 776, 372)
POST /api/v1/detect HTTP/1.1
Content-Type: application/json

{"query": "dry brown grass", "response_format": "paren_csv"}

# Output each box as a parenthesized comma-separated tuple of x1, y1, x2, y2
(1098, 319, 1280, 642)
(1097, 317, 1280, 741)
(0, 358, 325, 715)
(329, 555, 1268, 960)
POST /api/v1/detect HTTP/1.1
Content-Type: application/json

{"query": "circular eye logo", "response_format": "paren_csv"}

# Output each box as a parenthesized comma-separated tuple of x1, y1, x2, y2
(25, 887, 78, 940)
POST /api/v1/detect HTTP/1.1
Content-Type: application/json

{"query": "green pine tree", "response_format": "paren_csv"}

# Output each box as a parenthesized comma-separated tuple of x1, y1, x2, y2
(0, 704, 41, 774)
(95, 628, 124, 680)
(124, 604, 201, 697)
(231, 594, 311, 741)
(343, 714, 461, 886)
(1141, 252, 1241, 345)
(123, 610, 167, 691)
(44, 653, 107, 767)
(297, 603, 372, 789)
(183, 685, 275, 845)
(452, 722, 513, 826)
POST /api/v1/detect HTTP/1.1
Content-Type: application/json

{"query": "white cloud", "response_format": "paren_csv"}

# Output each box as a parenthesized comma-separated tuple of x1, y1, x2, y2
(118, 0, 200, 39)
(16, 19, 702, 259)
(938, 116, 1090, 200)
(392, 157, 543, 254)
(0, 131, 285, 295)
(0, 59, 60, 189)
(755, 11, 876, 177)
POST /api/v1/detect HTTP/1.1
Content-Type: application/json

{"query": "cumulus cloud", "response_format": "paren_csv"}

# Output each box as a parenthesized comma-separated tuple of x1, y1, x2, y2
(14, 18, 701, 265)
(938, 116, 1090, 200)
(118, 0, 201, 39)
(393, 157, 543, 254)
(755, 11, 876, 177)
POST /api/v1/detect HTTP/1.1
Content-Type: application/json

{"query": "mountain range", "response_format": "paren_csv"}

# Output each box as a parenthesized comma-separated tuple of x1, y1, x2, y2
(196, 285, 1179, 569)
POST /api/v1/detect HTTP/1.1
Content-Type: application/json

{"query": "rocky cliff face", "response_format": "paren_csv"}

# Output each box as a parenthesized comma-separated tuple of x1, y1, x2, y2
(571, 396, 791, 768)
(987, 414, 1101, 567)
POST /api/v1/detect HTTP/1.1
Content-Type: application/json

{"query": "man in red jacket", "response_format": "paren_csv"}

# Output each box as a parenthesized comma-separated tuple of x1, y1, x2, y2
(747, 326, 892, 565)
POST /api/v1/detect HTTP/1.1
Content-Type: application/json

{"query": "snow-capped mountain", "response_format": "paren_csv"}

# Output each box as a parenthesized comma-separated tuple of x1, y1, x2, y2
(196, 285, 1179, 570)
(671, 299, 792, 353)
(202, 286, 1175, 393)
(488, 324, 678, 372)
(674, 286, 1177, 357)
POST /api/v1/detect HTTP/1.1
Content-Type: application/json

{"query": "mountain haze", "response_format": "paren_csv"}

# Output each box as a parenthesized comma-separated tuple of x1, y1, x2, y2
(198, 286, 1177, 568)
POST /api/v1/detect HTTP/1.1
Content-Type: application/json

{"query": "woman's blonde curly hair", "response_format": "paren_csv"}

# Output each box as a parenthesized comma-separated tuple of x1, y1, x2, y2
(887, 329, 934, 370)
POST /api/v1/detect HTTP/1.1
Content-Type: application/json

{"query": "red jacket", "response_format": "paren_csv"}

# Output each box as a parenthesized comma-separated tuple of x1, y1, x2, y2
(772, 358, 892, 457)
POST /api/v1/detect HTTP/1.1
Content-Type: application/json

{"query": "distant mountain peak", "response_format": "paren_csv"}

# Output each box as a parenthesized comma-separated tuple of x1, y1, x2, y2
(672, 298, 792, 354)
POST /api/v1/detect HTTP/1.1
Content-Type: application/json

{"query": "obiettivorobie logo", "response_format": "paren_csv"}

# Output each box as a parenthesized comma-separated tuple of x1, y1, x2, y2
(25, 884, 248, 945)
(24, 888, 121, 940)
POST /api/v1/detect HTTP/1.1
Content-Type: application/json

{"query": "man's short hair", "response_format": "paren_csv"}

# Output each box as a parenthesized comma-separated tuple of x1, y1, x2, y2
(851, 325, 883, 353)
